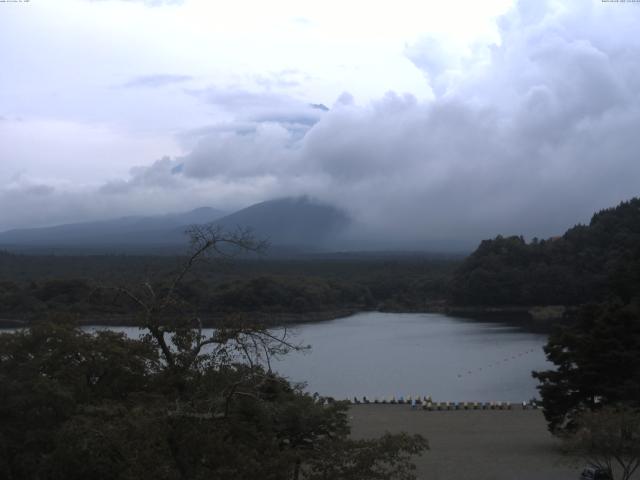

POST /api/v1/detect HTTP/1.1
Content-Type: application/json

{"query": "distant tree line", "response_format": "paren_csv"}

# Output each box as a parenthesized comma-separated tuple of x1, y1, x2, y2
(450, 198, 640, 306)
(0, 258, 455, 323)
(0, 276, 370, 318)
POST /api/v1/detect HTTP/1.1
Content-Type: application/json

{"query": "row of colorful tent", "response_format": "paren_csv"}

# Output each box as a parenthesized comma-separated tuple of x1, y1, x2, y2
(349, 396, 540, 410)
(350, 395, 431, 405)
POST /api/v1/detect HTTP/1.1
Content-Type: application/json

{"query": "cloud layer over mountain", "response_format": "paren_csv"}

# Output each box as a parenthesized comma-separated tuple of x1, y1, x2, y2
(2, 0, 640, 250)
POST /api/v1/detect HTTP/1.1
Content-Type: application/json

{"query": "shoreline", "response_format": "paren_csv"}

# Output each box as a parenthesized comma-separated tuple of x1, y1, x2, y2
(0, 304, 569, 332)
(0, 309, 358, 329)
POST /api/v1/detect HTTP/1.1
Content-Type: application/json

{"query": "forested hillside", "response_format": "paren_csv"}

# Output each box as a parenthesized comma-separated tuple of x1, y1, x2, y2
(450, 198, 640, 306)
(0, 253, 456, 325)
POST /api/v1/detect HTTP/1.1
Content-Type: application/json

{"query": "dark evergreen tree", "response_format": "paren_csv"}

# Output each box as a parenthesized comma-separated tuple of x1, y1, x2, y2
(532, 302, 640, 433)
(450, 197, 640, 307)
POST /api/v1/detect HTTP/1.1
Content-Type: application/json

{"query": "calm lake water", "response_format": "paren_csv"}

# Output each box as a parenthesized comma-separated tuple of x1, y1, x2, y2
(274, 312, 550, 402)
(86, 311, 551, 402)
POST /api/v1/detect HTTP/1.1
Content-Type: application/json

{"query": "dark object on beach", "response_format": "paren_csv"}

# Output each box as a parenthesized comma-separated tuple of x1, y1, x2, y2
(580, 466, 612, 480)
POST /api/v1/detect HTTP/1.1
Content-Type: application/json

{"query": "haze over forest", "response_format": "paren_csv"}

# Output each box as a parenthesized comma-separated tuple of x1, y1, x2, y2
(2, 0, 640, 250)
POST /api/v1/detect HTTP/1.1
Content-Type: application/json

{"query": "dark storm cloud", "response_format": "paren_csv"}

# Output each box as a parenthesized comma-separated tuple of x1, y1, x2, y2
(4, 0, 640, 248)
(181, 86, 328, 144)
(123, 74, 193, 88)
(99, 156, 183, 194)
(123, 0, 638, 249)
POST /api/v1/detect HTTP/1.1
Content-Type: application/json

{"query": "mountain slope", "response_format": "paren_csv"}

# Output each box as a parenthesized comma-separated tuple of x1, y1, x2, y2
(0, 207, 225, 247)
(211, 197, 350, 248)
(0, 198, 351, 253)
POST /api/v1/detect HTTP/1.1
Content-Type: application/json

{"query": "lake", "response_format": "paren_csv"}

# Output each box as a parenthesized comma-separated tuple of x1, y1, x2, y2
(87, 311, 551, 403)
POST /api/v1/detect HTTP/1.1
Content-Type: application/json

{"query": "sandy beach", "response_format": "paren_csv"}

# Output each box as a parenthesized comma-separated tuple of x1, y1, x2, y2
(349, 405, 582, 480)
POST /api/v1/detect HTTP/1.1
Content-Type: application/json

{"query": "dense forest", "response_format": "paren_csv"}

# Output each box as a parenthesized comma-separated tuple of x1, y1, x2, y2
(0, 252, 457, 326)
(3, 198, 640, 327)
(450, 198, 640, 307)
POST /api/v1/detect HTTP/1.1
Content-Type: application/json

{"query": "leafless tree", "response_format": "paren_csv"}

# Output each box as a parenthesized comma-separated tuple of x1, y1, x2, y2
(110, 225, 305, 386)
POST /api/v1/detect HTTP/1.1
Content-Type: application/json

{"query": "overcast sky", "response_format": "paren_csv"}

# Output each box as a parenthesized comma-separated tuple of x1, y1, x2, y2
(1, 0, 639, 247)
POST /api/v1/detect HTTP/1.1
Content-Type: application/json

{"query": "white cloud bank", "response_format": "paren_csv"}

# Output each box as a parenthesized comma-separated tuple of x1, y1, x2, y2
(2, 0, 640, 250)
